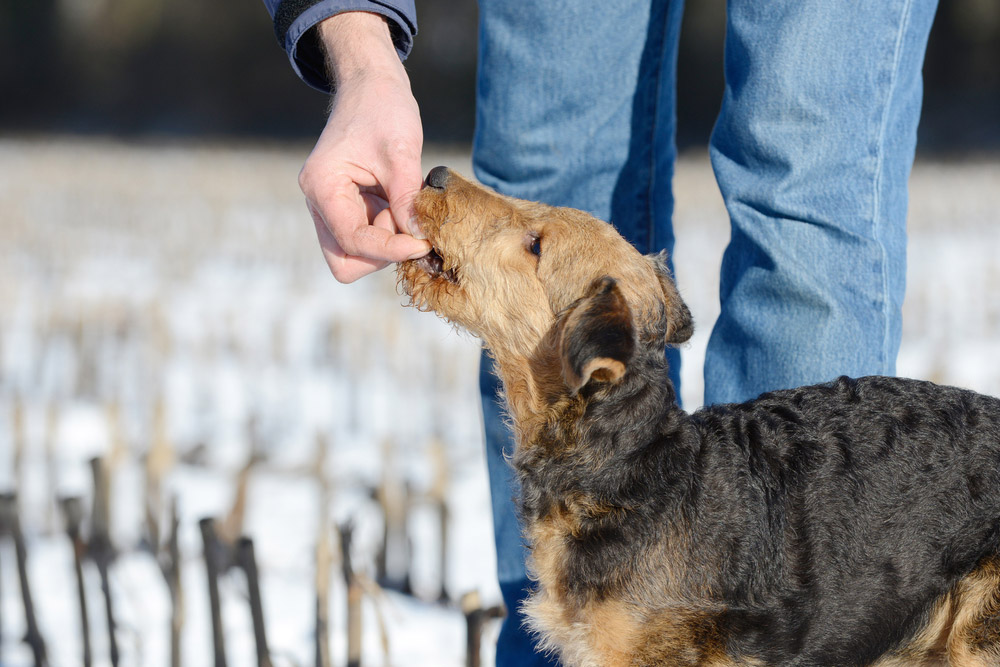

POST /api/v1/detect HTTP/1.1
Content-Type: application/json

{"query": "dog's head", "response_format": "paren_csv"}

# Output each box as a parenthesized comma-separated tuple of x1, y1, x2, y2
(399, 167, 692, 394)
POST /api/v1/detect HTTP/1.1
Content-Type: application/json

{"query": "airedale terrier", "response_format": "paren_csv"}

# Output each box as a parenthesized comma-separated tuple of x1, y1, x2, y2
(398, 166, 1000, 667)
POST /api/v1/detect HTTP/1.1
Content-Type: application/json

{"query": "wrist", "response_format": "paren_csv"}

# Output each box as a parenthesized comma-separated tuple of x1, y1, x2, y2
(317, 12, 406, 89)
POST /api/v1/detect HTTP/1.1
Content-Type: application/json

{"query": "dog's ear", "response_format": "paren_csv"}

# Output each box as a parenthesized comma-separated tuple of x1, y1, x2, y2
(559, 277, 635, 395)
(647, 251, 693, 345)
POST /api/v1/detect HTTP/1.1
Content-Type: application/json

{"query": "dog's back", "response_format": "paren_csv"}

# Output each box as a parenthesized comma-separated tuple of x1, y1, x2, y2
(519, 371, 1000, 666)
(687, 375, 1000, 665)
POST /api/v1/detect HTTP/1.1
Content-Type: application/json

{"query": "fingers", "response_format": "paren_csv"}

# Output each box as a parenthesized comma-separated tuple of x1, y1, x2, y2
(381, 151, 426, 239)
(311, 211, 387, 284)
(316, 174, 430, 259)
(308, 195, 430, 284)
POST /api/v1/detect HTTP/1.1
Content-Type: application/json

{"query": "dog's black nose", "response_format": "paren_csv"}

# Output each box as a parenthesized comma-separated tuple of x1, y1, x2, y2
(425, 166, 450, 190)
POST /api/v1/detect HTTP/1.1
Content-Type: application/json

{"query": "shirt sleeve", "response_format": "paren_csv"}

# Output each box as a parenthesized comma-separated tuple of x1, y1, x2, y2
(262, 0, 418, 93)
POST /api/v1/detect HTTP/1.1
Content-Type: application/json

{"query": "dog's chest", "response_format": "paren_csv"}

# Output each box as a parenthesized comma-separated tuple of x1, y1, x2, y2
(524, 516, 740, 666)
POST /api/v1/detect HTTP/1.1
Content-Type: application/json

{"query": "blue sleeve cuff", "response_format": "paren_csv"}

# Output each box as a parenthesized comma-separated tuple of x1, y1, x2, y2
(275, 0, 417, 93)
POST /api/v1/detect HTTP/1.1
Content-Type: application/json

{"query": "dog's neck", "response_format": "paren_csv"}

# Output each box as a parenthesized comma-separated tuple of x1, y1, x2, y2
(489, 339, 696, 520)
(489, 340, 701, 612)
(488, 337, 575, 446)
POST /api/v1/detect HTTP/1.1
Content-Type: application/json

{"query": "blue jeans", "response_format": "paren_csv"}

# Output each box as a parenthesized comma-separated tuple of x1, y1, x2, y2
(472, 1, 937, 664)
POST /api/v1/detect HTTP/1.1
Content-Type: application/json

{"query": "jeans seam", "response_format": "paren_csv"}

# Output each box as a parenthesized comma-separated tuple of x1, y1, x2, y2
(647, 25, 668, 253)
(872, 0, 914, 375)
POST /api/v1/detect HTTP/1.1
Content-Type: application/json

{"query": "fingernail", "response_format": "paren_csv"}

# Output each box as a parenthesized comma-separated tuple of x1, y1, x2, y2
(407, 215, 427, 240)
(407, 246, 431, 260)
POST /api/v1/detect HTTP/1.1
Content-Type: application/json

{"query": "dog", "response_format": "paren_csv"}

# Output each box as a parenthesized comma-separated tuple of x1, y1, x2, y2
(398, 166, 1000, 666)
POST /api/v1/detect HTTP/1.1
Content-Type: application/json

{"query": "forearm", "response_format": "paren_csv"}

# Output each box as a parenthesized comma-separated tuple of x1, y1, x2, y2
(318, 12, 408, 90)
(262, 0, 418, 92)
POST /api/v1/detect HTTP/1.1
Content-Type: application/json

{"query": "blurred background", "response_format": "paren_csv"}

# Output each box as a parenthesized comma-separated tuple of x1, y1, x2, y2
(1, 2, 999, 666)
(2, 0, 998, 146)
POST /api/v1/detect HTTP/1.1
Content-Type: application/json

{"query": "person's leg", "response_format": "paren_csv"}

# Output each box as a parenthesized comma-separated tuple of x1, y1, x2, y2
(478, 357, 552, 664)
(705, 0, 938, 406)
(473, 1, 685, 663)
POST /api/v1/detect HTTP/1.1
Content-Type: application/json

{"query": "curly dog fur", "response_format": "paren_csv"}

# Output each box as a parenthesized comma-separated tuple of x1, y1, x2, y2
(398, 167, 1000, 666)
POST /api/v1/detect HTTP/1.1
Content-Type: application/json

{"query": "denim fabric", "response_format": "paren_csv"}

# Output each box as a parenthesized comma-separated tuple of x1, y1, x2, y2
(473, 0, 936, 664)
(474, 1, 685, 664)
(480, 359, 559, 666)
(705, 0, 938, 405)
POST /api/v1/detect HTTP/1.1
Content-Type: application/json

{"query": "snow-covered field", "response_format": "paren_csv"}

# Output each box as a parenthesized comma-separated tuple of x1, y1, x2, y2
(0, 137, 998, 666)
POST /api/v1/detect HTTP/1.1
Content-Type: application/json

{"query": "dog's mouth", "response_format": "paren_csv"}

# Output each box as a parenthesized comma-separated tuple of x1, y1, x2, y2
(399, 177, 462, 301)
(411, 245, 459, 285)
(408, 246, 458, 285)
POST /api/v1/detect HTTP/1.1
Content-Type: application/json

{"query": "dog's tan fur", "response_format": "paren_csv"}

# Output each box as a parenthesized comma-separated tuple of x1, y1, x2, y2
(401, 171, 688, 446)
(398, 169, 1000, 666)
(400, 172, 706, 665)
(871, 558, 1000, 666)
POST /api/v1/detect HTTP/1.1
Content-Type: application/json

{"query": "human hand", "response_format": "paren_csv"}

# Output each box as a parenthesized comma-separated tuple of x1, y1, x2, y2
(299, 12, 430, 284)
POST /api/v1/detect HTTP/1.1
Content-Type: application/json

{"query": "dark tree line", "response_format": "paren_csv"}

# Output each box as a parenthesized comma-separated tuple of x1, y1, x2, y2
(1, 0, 997, 150)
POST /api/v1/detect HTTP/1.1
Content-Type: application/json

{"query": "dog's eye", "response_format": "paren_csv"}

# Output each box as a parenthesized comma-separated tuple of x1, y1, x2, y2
(529, 236, 542, 257)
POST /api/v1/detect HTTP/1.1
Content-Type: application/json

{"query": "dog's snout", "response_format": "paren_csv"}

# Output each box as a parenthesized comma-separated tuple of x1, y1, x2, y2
(425, 166, 451, 190)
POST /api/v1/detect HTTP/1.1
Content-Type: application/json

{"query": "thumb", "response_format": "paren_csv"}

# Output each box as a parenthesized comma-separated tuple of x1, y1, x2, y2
(383, 159, 425, 239)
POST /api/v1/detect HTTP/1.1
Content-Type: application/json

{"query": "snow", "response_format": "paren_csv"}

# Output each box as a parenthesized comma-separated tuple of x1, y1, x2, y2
(0, 137, 998, 666)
